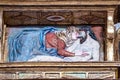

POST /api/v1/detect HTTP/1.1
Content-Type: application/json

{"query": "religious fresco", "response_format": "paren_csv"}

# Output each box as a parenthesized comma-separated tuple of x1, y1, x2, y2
(91, 26, 104, 61)
(7, 26, 103, 62)
(114, 23, 120, 60)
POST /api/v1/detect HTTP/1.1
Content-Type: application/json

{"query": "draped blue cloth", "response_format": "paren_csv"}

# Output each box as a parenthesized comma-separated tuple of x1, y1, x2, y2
(8, 27, 60, 62)
(8, 26, 97, 62)
(115, 23, 120, 31)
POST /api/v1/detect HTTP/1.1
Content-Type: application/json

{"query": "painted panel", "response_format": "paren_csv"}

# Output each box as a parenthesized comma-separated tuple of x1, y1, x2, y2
(7, 26, 103, 62)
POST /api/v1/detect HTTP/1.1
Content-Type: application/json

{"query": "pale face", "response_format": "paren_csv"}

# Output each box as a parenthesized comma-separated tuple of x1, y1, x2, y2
(71, 30, 79, 40)
(78, 30, 87, 44)
(66, 26, 79, 41)
(78, 30, 86, 38)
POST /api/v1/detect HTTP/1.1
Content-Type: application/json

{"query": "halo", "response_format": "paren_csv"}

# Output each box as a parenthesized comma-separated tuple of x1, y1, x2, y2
(46, 15, 65, 22)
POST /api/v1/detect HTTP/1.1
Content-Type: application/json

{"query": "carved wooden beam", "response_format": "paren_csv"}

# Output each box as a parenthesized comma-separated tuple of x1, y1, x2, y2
(0, 62, 120, 68)
(0, 0, 119, 6)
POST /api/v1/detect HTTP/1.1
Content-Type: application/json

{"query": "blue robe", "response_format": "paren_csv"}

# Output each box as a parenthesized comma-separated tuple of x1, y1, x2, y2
(8, 27, 60, 62)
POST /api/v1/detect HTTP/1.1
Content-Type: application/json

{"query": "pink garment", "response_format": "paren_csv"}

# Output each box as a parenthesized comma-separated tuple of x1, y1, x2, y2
(45, 32, 75, 57)
(91, 26, 103, 43)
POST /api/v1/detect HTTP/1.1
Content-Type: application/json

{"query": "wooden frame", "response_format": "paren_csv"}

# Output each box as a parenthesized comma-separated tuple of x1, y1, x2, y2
(0, 0, 119, 79)
(0, 62, 119, 79)
(1, 5, 116, 62)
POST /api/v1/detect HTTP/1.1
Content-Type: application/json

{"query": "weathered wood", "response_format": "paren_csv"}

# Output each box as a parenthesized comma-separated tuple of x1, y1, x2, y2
(0, 10, 3, 62)
(0, 0, 119, 79)
(0, 62, 120, 68)
(0, 0, 119, 6)
(2, 6, 117, 11)
(106, 10, 115, 61)
(3, 11, 107, 26)
(0, 62, 118, 79)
